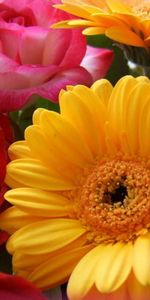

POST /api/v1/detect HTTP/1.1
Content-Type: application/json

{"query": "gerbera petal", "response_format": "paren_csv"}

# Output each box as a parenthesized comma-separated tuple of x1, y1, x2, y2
(6, 219, 86, 254)
(8, 141, 32, 160)
(92, 13, 125, 28)
(13, 235, 87, 272)
(95, 243, 132, 293)
(106, 0, 131, 13)
(54, 0, 150, 48)
(108, 77, 150, 155)
(13, 251, 52, 272)
(39, 110, 94, 167)
(27, 244, 92, 289)
(83, 27, 106, 35)
(6, 158, 76, 190)
(32, 108, 47, 125)
(91, 79, 113, 106)
(139, 86, 150, 157)
(125, 82, 150, 155)
(108, 76, 137, 126)
(5, 188, 72, 217)
(106, 26, 145, 47)
(108, 76, 137, 153)
(67, 245, 105, 300)
(54, 4, 92, 19)
(60, 85, 107, 157)
(133, 233, 150, 285)
(68, 20, 95, 26)
(0, 207, 43, 234)
(25, 125, 82, 183)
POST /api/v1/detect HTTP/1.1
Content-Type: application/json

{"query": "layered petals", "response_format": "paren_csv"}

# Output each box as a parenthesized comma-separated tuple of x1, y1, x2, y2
(54, 0, 150, 48)
(1, 76, 150, 299)
(0, 0, 113, 112)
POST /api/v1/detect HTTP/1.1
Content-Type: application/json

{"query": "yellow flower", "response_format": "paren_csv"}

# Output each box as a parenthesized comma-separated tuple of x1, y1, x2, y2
(53, 0, 150, 49)
(1, 75, 150, 299)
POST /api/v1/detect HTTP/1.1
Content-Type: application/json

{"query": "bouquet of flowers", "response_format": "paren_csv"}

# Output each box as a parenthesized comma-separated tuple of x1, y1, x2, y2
(0, 0, 150, 299)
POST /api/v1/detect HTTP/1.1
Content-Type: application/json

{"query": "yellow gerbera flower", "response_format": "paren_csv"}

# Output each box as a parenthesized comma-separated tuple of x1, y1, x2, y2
(1, 75, 150, 300)
(53, 0, 150, 49)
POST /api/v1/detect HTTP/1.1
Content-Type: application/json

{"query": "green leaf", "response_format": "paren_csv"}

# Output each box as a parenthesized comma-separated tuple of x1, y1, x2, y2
(0, 247, 12, 274)
(35, 97, 60, 112)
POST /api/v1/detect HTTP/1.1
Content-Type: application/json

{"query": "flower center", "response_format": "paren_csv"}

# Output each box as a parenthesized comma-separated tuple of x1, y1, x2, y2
(75, 156, 150, 244)
(132, 2, 150, 19)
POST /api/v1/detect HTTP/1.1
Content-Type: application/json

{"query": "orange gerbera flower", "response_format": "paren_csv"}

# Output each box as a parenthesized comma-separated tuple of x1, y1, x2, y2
(53, 0, 150, 49)
(1, 76, 150, 300)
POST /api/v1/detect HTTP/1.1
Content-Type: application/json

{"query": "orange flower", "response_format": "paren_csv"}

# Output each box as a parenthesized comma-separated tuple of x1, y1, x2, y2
(53, 0, 150, 49)
(1, 76, 150, 300)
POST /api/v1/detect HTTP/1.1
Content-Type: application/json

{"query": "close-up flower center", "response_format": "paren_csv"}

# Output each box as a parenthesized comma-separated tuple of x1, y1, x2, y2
(132, 3, 150, 19)
(75, 156, 150, 244)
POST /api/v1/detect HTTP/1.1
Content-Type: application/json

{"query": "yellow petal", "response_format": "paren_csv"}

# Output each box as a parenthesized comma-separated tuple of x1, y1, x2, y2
(5, 188, 72, 217)
(67, 245, 105, 300)
(60, 85, 107, 158)
(39, 110, 94, 167)
(53, 4, 92, 19)
(52, 20, 76, 29)
(13, 250, 52, 272)
(13, 234, 87, 272)
(108, 77, 150, 155)
(0, 207, 43, 234)
(25, 125, 82, 184)
(108, 76, 137, 154)
(8, 141, 32, 160)
(138, 85, 150, 157)
(6, 158, 76, 191)
(108, 76, 137, 125)
(7, 218, 86, 254)
(125, 82, 150, 155)
(106, 0, 131, 13)
(68, 20, 95, 26)
(83, 27, 106, 35)
(27, 244, 92, 289)
(32, 108, 46, 125)
(133, 233, 150, 286)
(95, 242, 132, 293)
(91, 79, 113, 107)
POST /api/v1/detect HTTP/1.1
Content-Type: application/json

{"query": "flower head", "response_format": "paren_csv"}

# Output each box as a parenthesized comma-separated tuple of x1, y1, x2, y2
(1, 76, 150, 299)
(53, 0, 150, 49)
(0, 0, 113, 112)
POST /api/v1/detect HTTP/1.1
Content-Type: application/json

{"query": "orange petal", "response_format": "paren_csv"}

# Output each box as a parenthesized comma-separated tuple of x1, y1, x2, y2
(106, 26, 145, 47)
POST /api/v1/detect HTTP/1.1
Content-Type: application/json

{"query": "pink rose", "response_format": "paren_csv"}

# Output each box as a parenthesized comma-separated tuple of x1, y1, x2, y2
(0, 0, 113, 112)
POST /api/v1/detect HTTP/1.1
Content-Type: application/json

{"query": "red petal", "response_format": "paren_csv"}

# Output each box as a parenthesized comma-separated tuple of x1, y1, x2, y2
(0, 273, 47, 300)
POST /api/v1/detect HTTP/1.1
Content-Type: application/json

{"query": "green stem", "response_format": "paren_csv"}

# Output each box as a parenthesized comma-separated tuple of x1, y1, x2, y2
(141, 66, 150, 78)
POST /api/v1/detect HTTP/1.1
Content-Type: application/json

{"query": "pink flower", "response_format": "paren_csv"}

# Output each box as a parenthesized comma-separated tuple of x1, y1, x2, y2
(0, 0, 113, 112)
(0, 113, 13, 245)
(0, 273, 47, 300)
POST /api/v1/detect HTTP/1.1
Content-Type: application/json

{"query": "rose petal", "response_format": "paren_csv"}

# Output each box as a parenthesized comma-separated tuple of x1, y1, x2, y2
(0, 273, 47, 300)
